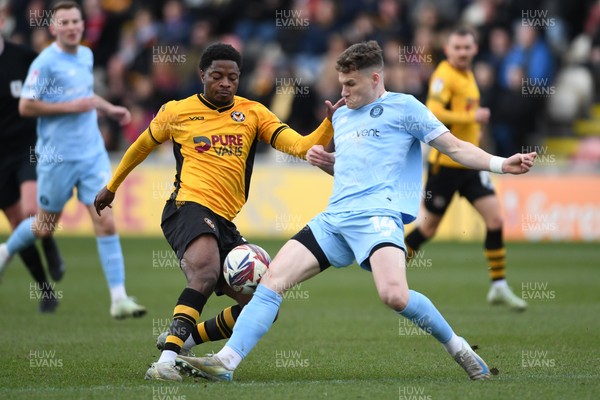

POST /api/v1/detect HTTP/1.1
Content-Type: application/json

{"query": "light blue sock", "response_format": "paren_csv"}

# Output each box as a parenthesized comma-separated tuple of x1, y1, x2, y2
(227, 284, 282, 358)
(96, 235, 125, 289)
(7, 217, 36, 255)
(398, 289, 453, 344)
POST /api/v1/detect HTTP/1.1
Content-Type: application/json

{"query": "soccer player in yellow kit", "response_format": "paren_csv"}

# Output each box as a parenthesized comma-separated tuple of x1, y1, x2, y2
(94, 43, 341, 381)
(404, 28, 527, 311)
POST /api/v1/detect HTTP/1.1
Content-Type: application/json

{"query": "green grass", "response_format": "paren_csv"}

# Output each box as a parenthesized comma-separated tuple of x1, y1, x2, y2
(0, 237, 599, 399)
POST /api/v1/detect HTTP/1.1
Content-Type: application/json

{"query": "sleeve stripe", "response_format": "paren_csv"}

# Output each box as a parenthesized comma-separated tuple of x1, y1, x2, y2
(270, 125, 289, 147)
(148, 126, 162, 144)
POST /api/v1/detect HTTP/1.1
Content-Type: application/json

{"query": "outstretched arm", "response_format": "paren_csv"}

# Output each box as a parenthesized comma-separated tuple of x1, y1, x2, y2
(271, 99, 344, 158)
(430, 131, 536, 174)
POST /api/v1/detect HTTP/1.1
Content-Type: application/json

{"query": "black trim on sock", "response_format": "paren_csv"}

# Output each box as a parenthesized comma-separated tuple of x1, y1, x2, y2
(19, 245, 48, 285)
(178, 287, 207, 308)
(485, 228, 503, 249)
(405, 228, 429, 251)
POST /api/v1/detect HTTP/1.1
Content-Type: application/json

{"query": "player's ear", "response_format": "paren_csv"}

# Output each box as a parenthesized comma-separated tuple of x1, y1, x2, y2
(199, 69, 206, 84)
(372, 70, 381, 85)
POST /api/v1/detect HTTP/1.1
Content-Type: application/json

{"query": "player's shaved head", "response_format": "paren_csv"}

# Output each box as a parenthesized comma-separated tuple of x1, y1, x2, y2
(336, 41, 383, 73)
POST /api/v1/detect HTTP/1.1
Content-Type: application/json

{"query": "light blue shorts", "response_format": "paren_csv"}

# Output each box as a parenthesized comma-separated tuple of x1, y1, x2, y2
(36, 151, 111, 212)
(307, 210, 406, 271)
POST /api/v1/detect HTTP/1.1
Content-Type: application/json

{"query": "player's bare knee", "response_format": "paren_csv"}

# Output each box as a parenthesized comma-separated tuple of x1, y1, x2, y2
(33, 224, 54, 238)
(259, 271, 290, 295)
(94, 217, 116, 236)
(486, 217, 503, 231)
(22, 207, 38, 219)
(378, 287, 409, 310)
(181, 259, 219, 295)
(420, 223, 438, 238)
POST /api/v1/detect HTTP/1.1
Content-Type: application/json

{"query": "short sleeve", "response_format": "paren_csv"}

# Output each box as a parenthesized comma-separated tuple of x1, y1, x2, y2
(427, 73, 452, 106)
(401, 96, 448, 143)
(148, 102, 177, 143)
(21, 57, 48, 101)
(253, 103, 289, 145)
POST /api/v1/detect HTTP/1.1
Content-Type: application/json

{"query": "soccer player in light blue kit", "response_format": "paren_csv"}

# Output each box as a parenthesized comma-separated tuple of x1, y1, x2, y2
(175, 41, 537, 380)
(0, 1, 145, 319)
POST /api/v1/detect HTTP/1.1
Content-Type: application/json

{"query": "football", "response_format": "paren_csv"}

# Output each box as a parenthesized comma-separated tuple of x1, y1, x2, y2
(223, 243, 271, 294)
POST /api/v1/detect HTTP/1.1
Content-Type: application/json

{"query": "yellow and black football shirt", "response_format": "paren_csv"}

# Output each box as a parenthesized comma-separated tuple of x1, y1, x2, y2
(107, 93, 333, 221)
(426, 60, 481, 169)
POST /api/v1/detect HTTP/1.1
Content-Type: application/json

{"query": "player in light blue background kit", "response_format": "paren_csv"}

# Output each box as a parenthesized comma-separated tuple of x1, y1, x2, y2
(174, 41, 537, 381)
(0, 1, 145, 319)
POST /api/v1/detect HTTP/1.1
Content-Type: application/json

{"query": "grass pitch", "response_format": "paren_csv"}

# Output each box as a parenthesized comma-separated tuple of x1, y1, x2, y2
(0, 237, 598, 399)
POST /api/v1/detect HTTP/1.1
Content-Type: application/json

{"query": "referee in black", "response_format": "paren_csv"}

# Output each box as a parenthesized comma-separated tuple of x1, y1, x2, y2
(0, 3, 64, 312)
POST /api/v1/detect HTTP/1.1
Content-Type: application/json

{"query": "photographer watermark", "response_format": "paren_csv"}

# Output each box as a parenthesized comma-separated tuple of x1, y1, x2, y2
(398, 182, 432, 201)
(30, 282, 62, 302)
(152, 45, 187, 64)
(152, 250, 180, 270)
(151, 111, 184, 132)
(398, 317, 432, 336)
(25, 77, 65, 97)
(521, 282, 556, 301)
(275, 349, 310, 368)
(29, 9, 57, 28)
(399, 110, 440, 133)
(29, 349, 63, 368)
(275, 213, 305, 232)
(152, 386, 186, 400)
(399, 386, 432, 400)
(30, 145, 64, 165)
(275, 77, 310, 97)
(522, 145, 556, 166)
(521, 349, 556, 368)
(29, 213, 63, 233)
(272, 281, 310, 300)
(152, 180, 175, 200)
(406, 249, 432, 270)
(521, 9, 555, 29)
(521, 78, 555, 97)
(399, 46, 432, 64)
(274, 150, 308, 163)
(521, 213, 558, 233)
(152, 318, 176, 338)
(275, 9, 309, 29)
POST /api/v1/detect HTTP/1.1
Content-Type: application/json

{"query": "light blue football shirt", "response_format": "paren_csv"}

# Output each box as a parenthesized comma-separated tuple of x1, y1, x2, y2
(21, 43, 104, 162)
(328, 92, 448, 223)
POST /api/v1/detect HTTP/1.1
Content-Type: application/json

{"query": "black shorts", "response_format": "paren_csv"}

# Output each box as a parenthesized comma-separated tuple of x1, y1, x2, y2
(161, 200, 246, 262)
(291, 226, 330, 271)
(161, 200, 246, 290)
(0, 154, 37, 209)
(424, 163, 495, 215)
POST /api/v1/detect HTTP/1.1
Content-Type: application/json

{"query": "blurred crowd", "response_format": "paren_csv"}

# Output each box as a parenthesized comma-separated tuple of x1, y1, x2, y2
(2, 0, 599, 160)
